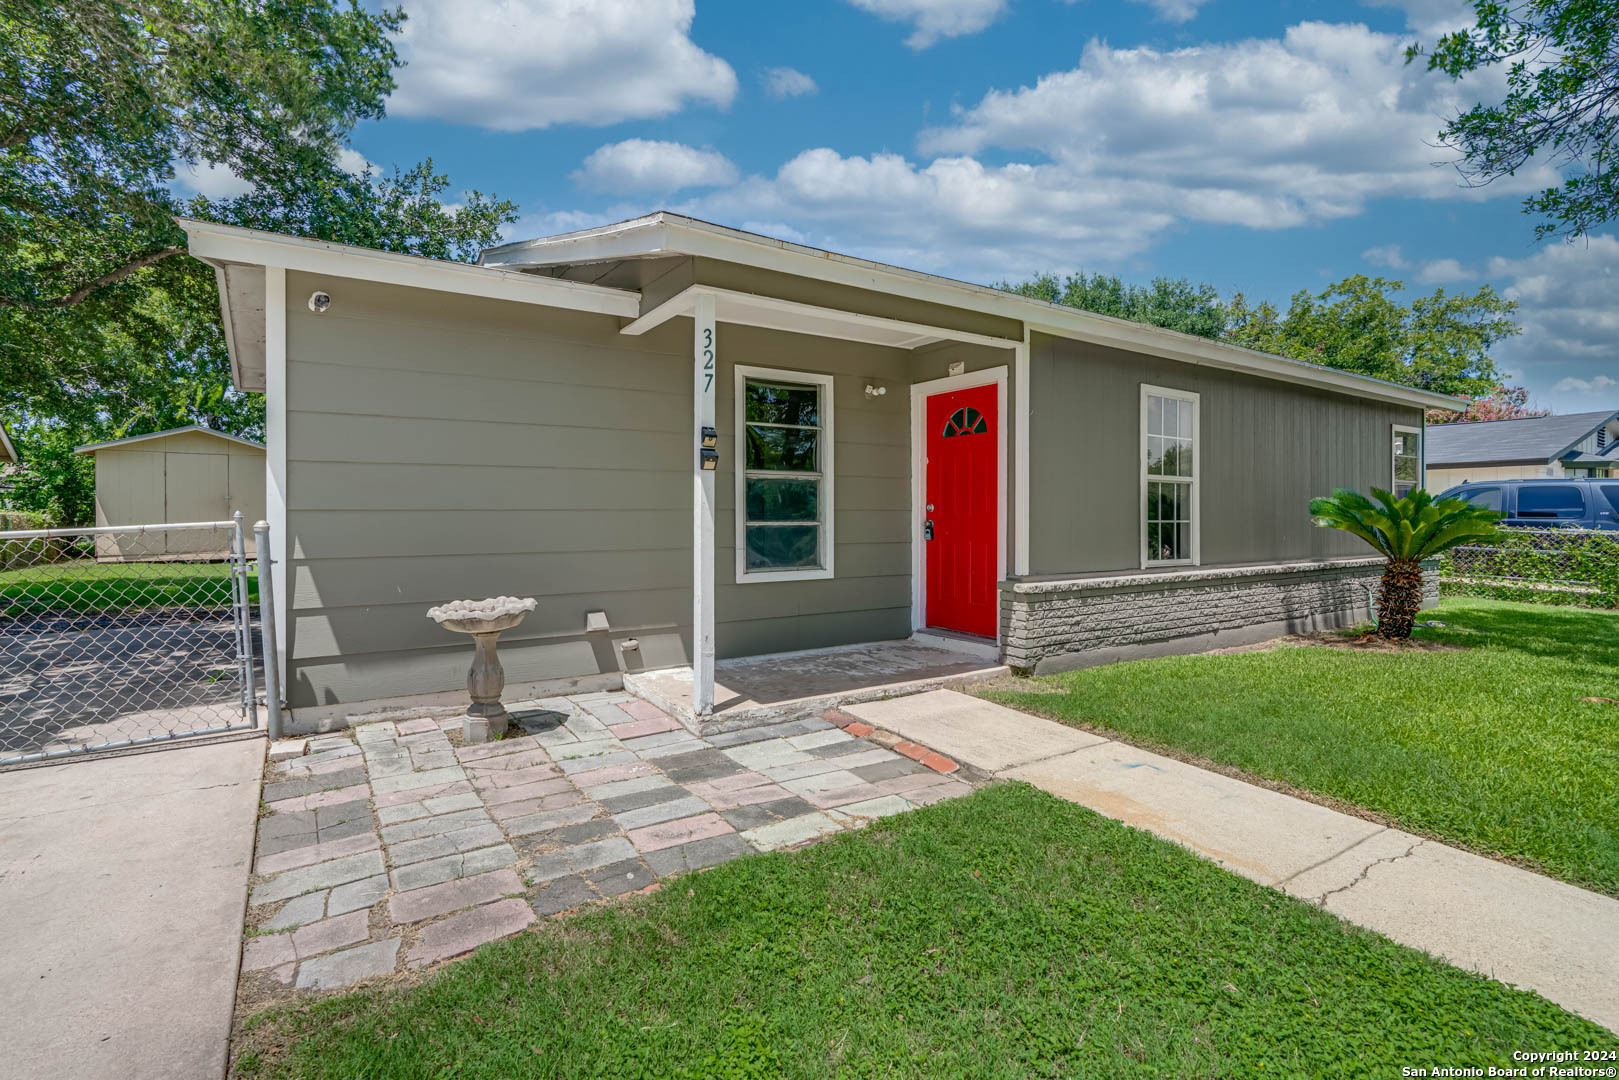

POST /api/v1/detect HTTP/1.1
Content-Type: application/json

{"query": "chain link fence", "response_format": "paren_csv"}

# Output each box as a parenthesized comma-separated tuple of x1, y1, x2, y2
(1439, 526, 1619, 609)
(1, 517, 271, 765)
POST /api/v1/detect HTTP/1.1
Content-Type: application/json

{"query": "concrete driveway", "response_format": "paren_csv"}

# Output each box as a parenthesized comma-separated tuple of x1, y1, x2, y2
(0, 737, 264, 1080)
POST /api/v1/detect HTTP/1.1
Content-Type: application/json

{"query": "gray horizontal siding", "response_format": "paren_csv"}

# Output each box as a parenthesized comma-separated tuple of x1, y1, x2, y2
(1029, 332, 1425, 576)
(287, 462, 688, 512)
(281, 271, 919, 709)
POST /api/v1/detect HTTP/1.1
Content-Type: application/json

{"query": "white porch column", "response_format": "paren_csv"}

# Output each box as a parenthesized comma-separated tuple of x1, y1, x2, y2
(692, 293, 717, 715)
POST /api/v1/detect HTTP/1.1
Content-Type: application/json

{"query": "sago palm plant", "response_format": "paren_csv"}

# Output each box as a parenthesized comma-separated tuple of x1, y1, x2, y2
(1309, 488, 1501, 640)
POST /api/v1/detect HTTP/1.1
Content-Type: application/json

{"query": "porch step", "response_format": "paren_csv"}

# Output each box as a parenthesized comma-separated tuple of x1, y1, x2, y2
(623, 638, 1009, 738)
(909, 629, 1001, 662)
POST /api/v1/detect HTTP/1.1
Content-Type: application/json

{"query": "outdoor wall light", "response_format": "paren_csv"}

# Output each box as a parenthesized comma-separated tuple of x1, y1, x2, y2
(700, 448, 719, 471)
(865, 384, 887, 398)
(701, 426, 718, 449)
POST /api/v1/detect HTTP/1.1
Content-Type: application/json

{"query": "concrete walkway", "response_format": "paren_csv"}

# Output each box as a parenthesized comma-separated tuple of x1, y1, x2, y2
(0, 738, 265, 1080)
(846, 690, 1619, 1034)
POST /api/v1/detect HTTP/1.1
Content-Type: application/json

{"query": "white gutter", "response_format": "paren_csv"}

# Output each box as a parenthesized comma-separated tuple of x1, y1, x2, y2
(180, 219, 642, 319)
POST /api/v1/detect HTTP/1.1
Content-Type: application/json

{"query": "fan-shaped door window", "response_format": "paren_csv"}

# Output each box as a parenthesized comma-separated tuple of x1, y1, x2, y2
(942, 407, 989, 437)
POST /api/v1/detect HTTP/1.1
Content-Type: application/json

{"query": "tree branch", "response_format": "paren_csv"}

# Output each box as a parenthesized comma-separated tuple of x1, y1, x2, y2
(0, 248, 185, 309)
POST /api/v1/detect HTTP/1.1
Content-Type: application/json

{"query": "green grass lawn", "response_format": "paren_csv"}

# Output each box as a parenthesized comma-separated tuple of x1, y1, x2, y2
(0, 560, 253, 617)
(237, 785, 1614, 1079)
(984, 598, 1619, 896)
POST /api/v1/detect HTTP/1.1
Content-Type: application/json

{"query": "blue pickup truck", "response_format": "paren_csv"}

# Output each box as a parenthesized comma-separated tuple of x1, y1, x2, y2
(1434, 477, 1619, 530)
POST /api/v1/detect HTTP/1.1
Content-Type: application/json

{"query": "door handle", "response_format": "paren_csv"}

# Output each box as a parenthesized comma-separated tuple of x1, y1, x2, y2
(923, 520, 934, 541)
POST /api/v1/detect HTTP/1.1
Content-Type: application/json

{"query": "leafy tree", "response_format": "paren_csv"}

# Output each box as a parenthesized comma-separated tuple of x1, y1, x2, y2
(0, 1, 518, 523)
(1427, 383, 1550, 424)
(1225, 276, 1519, 397)
(1410, 0, 1619, 240)
(2, 422, 95, 526)
(1310, 488, 1501, 640)
(1000, 271, 1228, 339)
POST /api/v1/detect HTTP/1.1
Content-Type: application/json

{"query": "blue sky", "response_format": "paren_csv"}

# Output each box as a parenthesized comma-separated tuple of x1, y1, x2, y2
(182, 0, 1618, 411)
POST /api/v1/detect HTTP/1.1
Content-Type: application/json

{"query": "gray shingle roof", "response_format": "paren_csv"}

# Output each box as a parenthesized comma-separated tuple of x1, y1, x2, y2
(1426, 410, 1618, 466)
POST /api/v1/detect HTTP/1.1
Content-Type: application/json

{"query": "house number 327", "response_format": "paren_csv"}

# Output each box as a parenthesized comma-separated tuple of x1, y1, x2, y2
(702, 327, 714, 392)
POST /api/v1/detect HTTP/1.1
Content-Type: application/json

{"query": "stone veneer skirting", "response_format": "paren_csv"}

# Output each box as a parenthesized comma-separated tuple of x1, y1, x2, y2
(1001, 557, 1440, 674)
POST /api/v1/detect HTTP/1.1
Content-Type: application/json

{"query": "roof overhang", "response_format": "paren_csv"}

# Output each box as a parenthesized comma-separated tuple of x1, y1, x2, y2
(483, 213, 1465, 412)
(0, 422, 17, 464)
(75, 425, 265, 455)
(178, 219, 642, 393)
(624, 284, 1020, 352)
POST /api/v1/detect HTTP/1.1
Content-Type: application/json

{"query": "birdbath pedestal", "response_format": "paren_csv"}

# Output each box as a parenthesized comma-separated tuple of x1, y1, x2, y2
(426, 597, 537, 742)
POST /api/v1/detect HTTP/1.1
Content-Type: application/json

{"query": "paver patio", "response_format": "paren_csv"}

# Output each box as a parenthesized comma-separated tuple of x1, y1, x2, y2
(239, 691, 974, 999)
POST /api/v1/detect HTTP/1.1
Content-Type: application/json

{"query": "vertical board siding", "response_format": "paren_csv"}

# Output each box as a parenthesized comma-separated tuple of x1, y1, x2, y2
(280, 272, 918, 710)
(1029, 332, 1424, 575)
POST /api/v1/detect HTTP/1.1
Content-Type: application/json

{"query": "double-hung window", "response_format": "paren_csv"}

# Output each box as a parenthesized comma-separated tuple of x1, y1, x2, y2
(735, 366, 834, 581)
(1141, 385, 1199, 567)
(1392, 425, 1422, 498)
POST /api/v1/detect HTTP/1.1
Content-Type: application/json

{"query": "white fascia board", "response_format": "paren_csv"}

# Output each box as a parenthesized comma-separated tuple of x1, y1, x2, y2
(209, 262, 244, 390)
(178, 219, 640, 318)
(1022, 319, 1462, 412)
(75, 425, 265, 454)
(480, 216, 673, 268)
(495, 213, 1462, 412)
(624, 284, 1020, 352)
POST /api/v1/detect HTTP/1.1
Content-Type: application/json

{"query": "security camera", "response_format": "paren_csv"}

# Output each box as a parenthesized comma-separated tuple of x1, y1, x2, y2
(308, 291, 332, 313)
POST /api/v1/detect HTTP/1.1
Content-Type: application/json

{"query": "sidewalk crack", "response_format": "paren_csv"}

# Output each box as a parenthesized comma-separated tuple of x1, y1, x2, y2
(1313, 839, 1425, 906)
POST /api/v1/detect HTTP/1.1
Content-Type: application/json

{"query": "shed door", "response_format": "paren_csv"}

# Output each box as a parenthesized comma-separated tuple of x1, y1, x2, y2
(164, 452, 229, 555)
(924, 384, 998, 638)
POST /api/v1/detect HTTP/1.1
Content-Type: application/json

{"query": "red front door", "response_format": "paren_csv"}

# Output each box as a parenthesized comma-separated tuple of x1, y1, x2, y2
(925, 383, 998, 638)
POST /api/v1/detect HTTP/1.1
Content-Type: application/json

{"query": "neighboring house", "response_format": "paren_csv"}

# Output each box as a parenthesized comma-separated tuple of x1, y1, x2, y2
(1427, 410, 1619, 489)
(76, 426, 266, 558)
(179, 213, 1458, 725)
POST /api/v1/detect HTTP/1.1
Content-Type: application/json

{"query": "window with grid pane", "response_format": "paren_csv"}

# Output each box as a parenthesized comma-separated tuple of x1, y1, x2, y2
(740, 372, 830, 575)
(1143, 387, 1197, 565)
(1392, 427, 1422, 498)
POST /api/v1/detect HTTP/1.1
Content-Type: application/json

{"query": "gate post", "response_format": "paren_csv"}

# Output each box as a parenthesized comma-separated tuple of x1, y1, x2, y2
(234, 512, 257, 727)
(254, 520, 284, 741)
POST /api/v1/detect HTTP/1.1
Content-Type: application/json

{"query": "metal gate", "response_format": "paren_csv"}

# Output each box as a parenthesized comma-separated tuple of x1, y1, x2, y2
(0, 514, 281, 765)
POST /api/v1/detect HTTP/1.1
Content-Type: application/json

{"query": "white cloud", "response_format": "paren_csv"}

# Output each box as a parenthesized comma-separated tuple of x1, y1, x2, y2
(573, 140, 739, 195)
(1554, 374, 1619, 394)
(173, 160, 253, 199)
(1129, 0, 1211, 23)
(920, 24, 1546, 232)
(1361, 0, 1475, 37)
(1363, 244, 1410, 269)
(762, 66, 818, 98)
(335, 148, 373, 176)
(647, 22, 1548, 283)
(1415, 257, 1477, 284)
(1480, 236, 1619, 411)
(685, 149, 1177, 281)
(389, 0, 737, 131)
(845, 0, 1009, 49)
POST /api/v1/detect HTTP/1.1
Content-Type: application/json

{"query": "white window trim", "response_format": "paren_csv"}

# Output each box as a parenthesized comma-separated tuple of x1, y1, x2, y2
(734, 364, 835, 583)
(1140, 384, 1201, 569)
(1393, 424, 1424, 496)
(909, 366, 1010, 638)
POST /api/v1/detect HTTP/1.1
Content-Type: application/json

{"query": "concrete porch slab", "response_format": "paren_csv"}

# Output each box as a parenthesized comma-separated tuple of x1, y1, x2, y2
(624, 639, 1008, 737)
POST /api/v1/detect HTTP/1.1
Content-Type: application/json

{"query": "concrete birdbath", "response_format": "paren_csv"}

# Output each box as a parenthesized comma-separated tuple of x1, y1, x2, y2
(426, 596, 537, 742)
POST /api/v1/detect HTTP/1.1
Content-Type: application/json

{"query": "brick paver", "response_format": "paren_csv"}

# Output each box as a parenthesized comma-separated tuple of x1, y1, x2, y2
(240, 690, 977, 1003)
